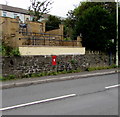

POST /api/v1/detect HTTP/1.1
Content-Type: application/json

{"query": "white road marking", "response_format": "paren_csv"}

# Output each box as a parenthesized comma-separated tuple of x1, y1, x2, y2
(0, 94, 76, 111)
(105, 84, 120, 89)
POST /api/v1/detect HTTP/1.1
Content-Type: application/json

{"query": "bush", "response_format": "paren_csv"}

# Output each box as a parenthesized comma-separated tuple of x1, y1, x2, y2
(10, 48, 20, 56)
(2, 43, 20, 56)
(64, 37, 72, 41)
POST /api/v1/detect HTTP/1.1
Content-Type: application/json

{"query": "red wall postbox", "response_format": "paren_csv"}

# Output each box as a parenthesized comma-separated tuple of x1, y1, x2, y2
(52, 56, 57, 65)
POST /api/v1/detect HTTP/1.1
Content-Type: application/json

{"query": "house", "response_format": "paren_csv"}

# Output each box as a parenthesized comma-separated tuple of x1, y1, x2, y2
(0, 4, 32, 23)
(0, 4, 52, 23)
(0, 4, 65, 23)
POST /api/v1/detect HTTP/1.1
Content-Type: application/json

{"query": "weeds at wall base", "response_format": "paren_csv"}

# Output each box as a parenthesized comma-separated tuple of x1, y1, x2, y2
(0, 65, 118, 81)
(0, 74, 16, 81)
(1, 69, 82, 81)
(86, 65, 118, 72)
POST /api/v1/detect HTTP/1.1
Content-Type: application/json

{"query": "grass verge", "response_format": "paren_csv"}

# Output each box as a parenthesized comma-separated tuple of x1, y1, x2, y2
(86, 64, 118, 71)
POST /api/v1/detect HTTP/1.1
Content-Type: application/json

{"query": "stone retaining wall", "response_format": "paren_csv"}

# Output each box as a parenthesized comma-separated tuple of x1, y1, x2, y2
(2, 53, 115, 78)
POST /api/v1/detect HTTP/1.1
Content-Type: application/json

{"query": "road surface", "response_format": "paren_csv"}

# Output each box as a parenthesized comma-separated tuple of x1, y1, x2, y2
(1, 73, 119, 115)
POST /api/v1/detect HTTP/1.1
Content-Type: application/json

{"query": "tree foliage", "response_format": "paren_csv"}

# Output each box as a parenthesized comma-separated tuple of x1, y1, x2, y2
(29, 0, 53, 22)
(75, 6, 115, 51)
(63, 10, 76, 39)
(64, 2, 118, 52)
(45, 15, 61, 31)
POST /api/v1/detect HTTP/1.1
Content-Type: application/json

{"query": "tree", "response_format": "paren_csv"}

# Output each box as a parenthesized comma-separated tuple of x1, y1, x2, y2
(118, 6, 120, 59)
(29, 0, 53, 22)
(64, 2, 101, 40)
(45, 15, 61, 31)
(75, 6, 115, 51)
(73, 2, 116, 19)
(64, 2, 117, 52)
(64, 10, 76, 39)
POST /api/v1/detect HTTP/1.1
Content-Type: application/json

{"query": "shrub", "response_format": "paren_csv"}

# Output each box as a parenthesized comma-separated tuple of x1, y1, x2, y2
(70, 59, 77, 64)
(10, 48, 20, 56)
(2, 43, 20, 56)
(64, 37, 72, 41)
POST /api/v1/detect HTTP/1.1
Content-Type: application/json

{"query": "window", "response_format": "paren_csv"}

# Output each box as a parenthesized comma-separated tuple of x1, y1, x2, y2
(3, 11, 7, 17)
(14, 13, 18, 18)
(30, 16, 33, 21)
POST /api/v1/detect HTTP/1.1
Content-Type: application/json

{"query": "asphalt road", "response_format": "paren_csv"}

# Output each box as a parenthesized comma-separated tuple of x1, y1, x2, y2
(2, 73, 118, 115)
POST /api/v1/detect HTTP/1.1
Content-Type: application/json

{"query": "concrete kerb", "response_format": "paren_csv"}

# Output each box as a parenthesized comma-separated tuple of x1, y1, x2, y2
(1, 70, 119, 89)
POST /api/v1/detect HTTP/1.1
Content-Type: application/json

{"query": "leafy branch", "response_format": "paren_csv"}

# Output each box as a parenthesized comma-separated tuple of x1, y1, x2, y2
(29, 0, 53, 22)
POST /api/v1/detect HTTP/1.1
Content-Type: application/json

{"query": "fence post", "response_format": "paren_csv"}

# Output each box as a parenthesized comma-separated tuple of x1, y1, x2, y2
(49, 34, 50, 46)
(44, 34, 45, 45)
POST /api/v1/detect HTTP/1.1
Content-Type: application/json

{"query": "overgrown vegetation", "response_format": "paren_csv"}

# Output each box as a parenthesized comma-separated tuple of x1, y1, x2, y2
(22, 69, 82, 79)
(64, 2, 120, 53)
(2, 43, 20, 56)
(46, 15, 61, 31)
(0, 75, 16, 81)
(1, 69, 82, 81)
(1, 65, 118, 81)
(64, 37, 72, 41)
(86, 64, 117, 71)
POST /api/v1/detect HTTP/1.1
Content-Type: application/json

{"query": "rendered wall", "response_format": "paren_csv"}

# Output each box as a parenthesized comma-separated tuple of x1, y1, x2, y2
(19, 46, 85, 55)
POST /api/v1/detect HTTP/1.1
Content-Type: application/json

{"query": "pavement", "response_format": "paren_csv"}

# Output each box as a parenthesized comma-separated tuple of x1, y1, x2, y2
(0, 68, 119, 89)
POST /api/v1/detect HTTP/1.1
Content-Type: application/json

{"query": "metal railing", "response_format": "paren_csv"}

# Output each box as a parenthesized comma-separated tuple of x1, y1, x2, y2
(20, 38, 80, 47)
(19, 31, 63, 37)
(19, 31, 80, 47)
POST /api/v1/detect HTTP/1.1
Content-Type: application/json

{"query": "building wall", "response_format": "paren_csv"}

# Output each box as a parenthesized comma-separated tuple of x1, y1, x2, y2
(24, 14, 31, 22)
(1, 10, 14, 18)
(0, 10, 30, 23)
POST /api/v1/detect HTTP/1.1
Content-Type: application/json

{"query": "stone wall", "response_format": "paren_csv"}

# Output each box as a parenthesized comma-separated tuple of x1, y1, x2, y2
(1, 17, 63, 47)
(2, 53, 115, 78)
(45, 24, 64, 40)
